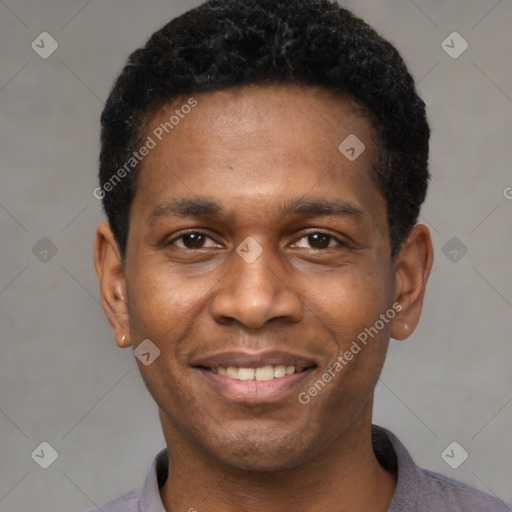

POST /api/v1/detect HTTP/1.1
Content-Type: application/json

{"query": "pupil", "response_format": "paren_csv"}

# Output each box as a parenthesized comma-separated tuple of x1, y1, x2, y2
(309, 233, 330, 249)
(183, 233, 204, 248)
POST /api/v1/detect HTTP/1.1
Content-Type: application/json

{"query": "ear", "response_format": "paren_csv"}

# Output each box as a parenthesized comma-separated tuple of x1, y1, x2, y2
(94, 221, 132, 348)
(390, 224, 434, 341)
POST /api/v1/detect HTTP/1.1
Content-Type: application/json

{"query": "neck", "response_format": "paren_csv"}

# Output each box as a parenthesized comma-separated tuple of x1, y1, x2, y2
(158, 405, 396, 512)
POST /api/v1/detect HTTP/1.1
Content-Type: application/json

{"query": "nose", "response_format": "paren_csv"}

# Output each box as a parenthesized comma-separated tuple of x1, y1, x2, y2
(209, 243, 303, 329)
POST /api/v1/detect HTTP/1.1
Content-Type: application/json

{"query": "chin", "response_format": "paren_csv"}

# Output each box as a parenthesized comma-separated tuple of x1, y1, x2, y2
(204, 431, 312, 472)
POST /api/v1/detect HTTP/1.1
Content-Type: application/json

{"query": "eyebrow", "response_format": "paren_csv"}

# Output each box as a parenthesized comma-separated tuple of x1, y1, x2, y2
(148, 196, 364, 225)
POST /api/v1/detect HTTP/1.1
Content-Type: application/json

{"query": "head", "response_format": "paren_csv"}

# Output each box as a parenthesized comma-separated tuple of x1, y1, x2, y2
(95, 0, 433, 471)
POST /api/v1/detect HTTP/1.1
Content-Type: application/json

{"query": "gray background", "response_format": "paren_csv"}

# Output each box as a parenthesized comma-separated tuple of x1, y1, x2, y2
(1, 0, 511, 510)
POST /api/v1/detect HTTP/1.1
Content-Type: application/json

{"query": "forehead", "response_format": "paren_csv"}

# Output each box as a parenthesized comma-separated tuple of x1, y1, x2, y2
(132, 84, 386, 232)
(146, 84, 375, 154)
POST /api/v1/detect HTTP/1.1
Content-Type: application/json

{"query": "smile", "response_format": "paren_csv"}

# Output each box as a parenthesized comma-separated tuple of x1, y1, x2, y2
(191, 350, 318, 403)
(196, 365, 317, 404)
(210, 364, 305, 381)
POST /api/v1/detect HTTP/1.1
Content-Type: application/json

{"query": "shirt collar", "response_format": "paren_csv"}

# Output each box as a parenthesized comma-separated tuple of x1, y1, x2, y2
(376, 426, 420, 511)
(139, 447, 168, 512)
(138, 425, 419, 511)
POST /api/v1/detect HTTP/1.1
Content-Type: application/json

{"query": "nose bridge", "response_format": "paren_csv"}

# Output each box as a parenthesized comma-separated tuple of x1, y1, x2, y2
(209, 238, 303, 328)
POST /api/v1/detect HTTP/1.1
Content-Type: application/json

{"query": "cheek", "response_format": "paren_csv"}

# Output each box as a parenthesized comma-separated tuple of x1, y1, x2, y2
(126, 260, 218, 341)
(303, 259, 393, 340)
(125, 264, 207, 417)
(125, 260, 223, 400)
(298, 255, 393, 402)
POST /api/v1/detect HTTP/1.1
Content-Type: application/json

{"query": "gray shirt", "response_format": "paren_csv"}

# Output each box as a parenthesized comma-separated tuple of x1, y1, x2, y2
(86, 425, 510, 511)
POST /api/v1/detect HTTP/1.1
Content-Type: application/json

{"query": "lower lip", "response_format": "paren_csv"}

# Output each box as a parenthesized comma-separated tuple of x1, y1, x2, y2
(196, 367, 316, 404)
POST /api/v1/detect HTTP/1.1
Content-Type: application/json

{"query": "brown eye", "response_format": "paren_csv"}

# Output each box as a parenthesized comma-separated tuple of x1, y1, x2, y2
(181, 233, 206, 248)
(293, 232, 339, 250)
(307, 233, 332, 249)
(170, 232, 219, 249)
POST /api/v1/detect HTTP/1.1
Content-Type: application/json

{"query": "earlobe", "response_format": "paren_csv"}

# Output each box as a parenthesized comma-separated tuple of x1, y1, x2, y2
(118, 333, 131, 348)
(94, 221, 132, 348)
(390, 224, 434, 341)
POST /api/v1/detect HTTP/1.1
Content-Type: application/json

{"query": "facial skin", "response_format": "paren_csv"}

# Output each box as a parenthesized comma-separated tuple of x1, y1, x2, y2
(95, 84, 433, 512)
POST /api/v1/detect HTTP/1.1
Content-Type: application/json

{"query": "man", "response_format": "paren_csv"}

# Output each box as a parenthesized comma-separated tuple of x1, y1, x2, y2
(91, 0, 510, 510)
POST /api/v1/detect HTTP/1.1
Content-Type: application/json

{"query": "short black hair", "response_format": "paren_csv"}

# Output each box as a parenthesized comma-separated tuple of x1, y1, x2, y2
(99, 0, 430, 260)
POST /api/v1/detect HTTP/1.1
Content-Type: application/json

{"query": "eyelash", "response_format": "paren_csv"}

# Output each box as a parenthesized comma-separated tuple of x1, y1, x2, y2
(168, 230, 349, 250)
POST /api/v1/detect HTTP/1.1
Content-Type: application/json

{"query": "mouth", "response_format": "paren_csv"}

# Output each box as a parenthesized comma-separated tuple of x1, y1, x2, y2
(198, 364, 314, 381)
(191, 351, 318, 404)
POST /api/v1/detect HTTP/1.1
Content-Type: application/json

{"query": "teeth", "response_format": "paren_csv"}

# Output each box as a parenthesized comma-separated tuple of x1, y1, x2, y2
(285, 365, 295, 375)
(238, 367, 255, 380)
(214, 364, 300, 381)
(226, 366, 239, 379)
(255, 366, 274, 381)
(274, 365, 287, 378)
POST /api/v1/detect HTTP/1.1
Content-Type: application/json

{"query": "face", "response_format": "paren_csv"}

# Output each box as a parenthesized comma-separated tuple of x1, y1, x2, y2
(96, 84, 431, 471)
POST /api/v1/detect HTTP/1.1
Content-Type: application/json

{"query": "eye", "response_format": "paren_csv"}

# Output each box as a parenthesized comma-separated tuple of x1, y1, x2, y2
(292, 232, 344, 250)
(169, 231, 220, 249)
(168, 231, 346, 251)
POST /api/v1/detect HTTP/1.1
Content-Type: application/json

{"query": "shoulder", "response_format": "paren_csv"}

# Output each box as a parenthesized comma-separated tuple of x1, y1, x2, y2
(373, 425, 510, 512)
(84, 487, 141, 512)
(417, 468, 511, 512)
(82, 447, 168, 512)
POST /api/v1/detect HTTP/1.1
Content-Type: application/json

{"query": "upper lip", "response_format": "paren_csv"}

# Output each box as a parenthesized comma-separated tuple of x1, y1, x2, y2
(191, 350, 318, 371)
